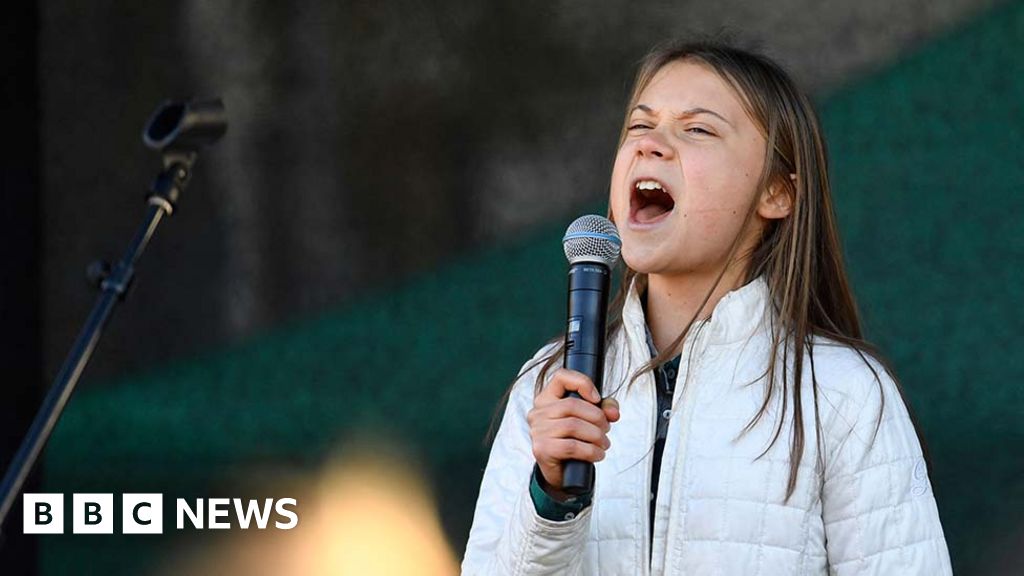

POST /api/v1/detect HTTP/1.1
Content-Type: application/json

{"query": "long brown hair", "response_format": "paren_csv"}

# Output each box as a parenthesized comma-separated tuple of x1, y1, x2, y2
(504, 39, 929, 503)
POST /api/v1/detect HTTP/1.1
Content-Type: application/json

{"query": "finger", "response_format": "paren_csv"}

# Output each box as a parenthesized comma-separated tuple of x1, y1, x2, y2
(538, 438, 607, 463)
(543, 397, 610, 430)
(530, 400, 598, 431)
(533, 416, 609, 447)
(542, 369, 601, 403)
(601, 397, 621, 422)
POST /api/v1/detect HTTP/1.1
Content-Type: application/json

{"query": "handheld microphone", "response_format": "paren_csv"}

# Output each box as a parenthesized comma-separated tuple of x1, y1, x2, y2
(559, 215, 621, 494)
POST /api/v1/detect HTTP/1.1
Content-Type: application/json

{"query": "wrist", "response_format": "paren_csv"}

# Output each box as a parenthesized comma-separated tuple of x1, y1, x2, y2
(529, 463, 592, 522)
(536, 468, 575, 503)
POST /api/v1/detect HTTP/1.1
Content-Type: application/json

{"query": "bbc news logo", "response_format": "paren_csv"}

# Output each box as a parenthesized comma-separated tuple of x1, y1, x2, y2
(23, 494, 298, 534)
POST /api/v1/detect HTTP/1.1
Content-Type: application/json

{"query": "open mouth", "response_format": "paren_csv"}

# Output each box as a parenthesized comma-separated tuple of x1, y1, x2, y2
(630, 178, 675, 224)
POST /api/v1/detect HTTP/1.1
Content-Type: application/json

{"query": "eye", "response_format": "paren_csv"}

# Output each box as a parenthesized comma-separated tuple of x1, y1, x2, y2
(628, 123, 652, 131)
(686, 126, 714, 136)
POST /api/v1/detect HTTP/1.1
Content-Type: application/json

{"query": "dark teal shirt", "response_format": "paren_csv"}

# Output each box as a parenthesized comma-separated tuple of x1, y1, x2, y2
(529, 463, 592, 521)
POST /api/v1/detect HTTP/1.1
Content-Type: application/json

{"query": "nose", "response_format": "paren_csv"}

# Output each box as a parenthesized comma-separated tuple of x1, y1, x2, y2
(636, 130, 674, 160)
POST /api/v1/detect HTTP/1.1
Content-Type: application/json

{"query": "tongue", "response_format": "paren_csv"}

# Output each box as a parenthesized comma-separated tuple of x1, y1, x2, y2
(636, 203, 670, 222)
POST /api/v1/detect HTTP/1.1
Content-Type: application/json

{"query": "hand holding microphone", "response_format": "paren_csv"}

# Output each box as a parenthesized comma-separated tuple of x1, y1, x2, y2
(528, 215, 622, 498)
(529, 368, 620, 498)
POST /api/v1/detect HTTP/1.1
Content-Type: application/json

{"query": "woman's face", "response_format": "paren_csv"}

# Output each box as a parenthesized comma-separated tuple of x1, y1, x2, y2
(610, 59, 769, 279)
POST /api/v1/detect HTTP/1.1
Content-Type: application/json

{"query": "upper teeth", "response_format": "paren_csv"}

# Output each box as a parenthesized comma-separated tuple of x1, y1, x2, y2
(636, 180, 664, 191)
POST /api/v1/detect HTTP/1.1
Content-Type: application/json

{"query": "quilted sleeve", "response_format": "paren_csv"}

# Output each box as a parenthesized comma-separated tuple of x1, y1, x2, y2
(821, 360, 953, 575)
(460, 345, 591, 576)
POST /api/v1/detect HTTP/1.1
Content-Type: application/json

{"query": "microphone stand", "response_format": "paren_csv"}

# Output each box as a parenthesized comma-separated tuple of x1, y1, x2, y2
(0, 99, 227, 535)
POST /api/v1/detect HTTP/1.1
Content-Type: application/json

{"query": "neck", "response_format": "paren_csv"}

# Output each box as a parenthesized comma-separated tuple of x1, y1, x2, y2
(644, 265, 748, 354)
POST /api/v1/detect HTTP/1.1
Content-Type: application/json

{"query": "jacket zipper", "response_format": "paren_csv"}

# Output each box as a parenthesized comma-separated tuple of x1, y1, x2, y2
(649, 324, 710, 575)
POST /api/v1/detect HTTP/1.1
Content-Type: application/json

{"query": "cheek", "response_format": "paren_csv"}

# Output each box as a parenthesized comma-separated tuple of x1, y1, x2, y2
(673, 161, 717, 218)
(609, 147, 633, 219)
(610, 145, 632, 184)
(688, 155, 756, 212)
(679, 172, 755, 240)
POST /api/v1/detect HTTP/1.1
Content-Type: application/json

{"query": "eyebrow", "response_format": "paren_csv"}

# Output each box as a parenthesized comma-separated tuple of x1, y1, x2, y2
(632, 104, 733, 127)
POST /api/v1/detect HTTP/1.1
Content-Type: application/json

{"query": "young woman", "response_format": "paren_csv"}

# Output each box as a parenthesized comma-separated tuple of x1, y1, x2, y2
(462, 40, 952, 575)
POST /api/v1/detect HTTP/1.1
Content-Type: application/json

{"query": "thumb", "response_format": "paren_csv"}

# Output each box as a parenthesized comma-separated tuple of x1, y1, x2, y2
(601, 397, 621, 422)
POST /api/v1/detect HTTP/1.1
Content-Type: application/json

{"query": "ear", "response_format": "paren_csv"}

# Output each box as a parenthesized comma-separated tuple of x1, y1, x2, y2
(757, 173, 795, 220)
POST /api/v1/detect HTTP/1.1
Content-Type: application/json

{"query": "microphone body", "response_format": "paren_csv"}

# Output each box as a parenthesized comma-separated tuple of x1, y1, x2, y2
(560, 260, 612, 494)
(558, 215, 621, 495)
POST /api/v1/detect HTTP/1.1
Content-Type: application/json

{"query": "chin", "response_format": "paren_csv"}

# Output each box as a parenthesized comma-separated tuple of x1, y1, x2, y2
(620, 247, 667, 276)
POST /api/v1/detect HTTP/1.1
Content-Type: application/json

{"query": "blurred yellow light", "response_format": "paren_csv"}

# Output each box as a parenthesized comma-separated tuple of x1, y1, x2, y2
(292, 453, 458, 575)
(155, 447, 458, 576)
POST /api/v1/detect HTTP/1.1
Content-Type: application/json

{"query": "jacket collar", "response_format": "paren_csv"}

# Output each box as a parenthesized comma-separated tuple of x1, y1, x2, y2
(622, 275, 771, 350)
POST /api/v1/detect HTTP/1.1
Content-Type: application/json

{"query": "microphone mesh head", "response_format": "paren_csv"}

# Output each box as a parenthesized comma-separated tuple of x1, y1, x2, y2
(562, 215, 622, 266)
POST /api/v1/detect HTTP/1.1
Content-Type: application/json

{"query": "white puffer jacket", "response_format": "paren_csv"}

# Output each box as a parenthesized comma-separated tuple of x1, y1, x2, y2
(462, 276, 952, 575)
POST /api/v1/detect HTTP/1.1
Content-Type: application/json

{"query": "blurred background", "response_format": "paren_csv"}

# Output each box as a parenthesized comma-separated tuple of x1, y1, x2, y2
(1, 0, 1022, 574)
